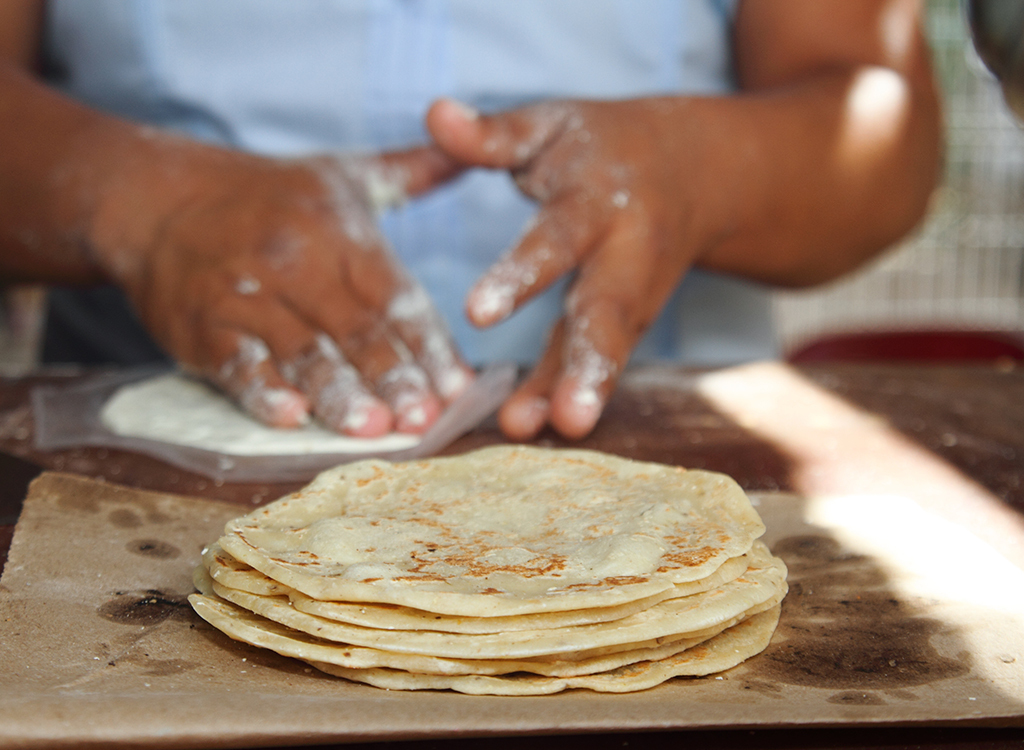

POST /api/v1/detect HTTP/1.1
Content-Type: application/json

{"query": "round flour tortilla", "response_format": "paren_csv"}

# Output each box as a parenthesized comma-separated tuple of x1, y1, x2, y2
(203, 542, 752, 633)
(217, 445, 768, 617)
(189, 590, 779, 678)
(304, 607, 783, 695)
(203, 542, 785, 659)
(101, 373, 420, 456)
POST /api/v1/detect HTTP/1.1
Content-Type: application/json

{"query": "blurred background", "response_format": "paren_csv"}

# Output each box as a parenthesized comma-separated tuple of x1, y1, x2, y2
(2, 0, 1022, 373)
(775, 0, 1024, 361)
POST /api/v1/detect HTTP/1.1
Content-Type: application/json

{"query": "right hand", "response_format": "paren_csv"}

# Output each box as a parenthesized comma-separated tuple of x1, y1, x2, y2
(90, 136, 473, 436)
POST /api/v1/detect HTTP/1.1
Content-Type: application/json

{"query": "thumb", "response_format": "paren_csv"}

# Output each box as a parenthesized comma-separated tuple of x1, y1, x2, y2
(323, 147, 464, 216)
(426, 98, 568, 170)
(375, 145, 466, 198)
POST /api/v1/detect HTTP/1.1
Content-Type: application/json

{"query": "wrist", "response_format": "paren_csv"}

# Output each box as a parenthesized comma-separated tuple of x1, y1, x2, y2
(662, 95, 763, 265)
(84, 123, 225, 289)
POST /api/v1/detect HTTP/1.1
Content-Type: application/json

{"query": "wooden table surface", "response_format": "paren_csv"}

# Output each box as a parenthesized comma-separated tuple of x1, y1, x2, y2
(2, 361, 1023, 750)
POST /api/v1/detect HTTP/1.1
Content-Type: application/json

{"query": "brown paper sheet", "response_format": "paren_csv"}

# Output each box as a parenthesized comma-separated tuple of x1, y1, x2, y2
(1, 473, 1023, 749)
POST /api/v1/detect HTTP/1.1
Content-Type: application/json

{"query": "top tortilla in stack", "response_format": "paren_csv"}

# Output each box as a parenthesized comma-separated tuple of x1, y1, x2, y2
(216, 445, 768, 616)
(193, 445, 787, 693)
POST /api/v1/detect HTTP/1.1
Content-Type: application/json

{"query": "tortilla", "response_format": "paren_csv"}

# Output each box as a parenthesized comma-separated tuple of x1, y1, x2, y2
(101, 372, 419, 456)
(191, 446, 787, 693)
(216, 446, 767, 617)
(204, 542, 752, 633)
(201, 542, 784, 659)
(304, 607, 783, 695)
(189, 590, 781, 679)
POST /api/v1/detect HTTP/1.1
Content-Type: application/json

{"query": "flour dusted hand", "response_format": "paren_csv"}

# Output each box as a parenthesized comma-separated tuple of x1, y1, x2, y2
(90, 134, 473, 436)
(425, 10, 940, 442)
(426, 99, 723, 440)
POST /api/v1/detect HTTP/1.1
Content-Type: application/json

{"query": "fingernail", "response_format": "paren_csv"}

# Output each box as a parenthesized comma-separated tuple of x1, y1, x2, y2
(242, 385, 309, 428)
(515, 396, 550, 434)
(395, 396, 442, 434)
(468, 279, 515, 326)
(566, 385, 604, 435)
(447, 99, 479, 121)
(340, 395, 393, 437)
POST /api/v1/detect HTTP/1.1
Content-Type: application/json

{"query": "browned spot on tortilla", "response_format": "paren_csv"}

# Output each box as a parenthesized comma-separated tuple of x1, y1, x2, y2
(603, 575, 650, 586)
(356, 466, 386, 487)
(657, 544, 716, 571)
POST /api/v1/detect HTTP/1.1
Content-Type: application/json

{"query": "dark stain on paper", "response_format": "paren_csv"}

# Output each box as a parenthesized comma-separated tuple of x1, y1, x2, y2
(108, 509, 143, 528)
(142, 506, 172, 525)
(755, 535, 970, 691)
(121, 653, 200, 677)
(741, 680, 783, 698)
(56, 487, 101, 514)
(97, 589, 191, 626)
(827, 691, 887, 706)
(127, 538, 181, 559)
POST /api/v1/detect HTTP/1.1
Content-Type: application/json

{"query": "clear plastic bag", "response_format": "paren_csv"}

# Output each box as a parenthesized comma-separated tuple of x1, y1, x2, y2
(33, 363, 516, 482)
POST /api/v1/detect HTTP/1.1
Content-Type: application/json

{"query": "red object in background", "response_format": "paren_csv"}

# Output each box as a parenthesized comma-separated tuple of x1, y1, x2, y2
(787, 329, 1024, 363)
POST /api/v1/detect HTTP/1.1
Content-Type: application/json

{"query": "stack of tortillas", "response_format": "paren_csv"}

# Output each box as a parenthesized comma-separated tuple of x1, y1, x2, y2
(189, 445, 787, 695)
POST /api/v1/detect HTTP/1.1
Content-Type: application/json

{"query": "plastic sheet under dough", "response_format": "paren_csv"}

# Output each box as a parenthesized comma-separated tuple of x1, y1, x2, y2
(101, 373, 419, 456)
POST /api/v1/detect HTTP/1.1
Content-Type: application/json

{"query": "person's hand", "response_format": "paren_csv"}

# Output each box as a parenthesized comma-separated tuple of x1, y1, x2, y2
(90, 138, 474, 436)
(426, 98, 725, 441)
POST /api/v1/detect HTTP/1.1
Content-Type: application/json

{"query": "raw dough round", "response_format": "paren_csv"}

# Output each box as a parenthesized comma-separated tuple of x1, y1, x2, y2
(100, 373, 420, 456)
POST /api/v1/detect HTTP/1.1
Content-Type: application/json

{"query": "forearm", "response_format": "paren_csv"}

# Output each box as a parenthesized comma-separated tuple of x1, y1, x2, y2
(687, 0, 943, 288)
(0, 64, 193, 285)
(685, 62, 940, 288)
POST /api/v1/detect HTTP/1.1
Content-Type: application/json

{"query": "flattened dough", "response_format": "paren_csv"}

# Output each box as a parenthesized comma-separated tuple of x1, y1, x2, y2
(101, 373, 420, 456)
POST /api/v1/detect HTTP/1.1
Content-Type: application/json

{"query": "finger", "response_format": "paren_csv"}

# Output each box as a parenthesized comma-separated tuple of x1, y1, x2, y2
(497, 320, 565, 441)
(386, 283, 476, 403)
(426, 98, 573, 170)
(267, 245, 443, 434)
(376, 145, 466, 197)
(548, 238, 654, 439)
(315, 147, 464, 218)
(196, 293, 390, 436)
(375, 359, 444, 434)
(548, 300, 628, 440)
(281, 333, 395, 438)
(465, 195, 605, 327)
(207, 288, 412, 437)
(308, 295, 443, 434)
(202, 329, 311, 429)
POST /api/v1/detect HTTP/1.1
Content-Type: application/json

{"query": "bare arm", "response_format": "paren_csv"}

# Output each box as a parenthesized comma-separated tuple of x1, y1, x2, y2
(0, 0, 109, 284)
(705, 0, 942, 286)
(0, 4, 473, 434)
(0, 0, 42, 70)
(426, 0, 942, 439)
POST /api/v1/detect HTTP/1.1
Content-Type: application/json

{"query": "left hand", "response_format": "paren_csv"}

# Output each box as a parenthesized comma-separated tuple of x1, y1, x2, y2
(426, 97, 727, 440)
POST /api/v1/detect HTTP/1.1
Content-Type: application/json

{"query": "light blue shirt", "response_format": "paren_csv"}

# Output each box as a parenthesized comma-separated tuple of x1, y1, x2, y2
(46, 0, 777, 366)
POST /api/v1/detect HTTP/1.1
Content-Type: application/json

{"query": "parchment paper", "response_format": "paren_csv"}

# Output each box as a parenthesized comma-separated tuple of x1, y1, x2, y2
(1, 473, 1022, 749)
